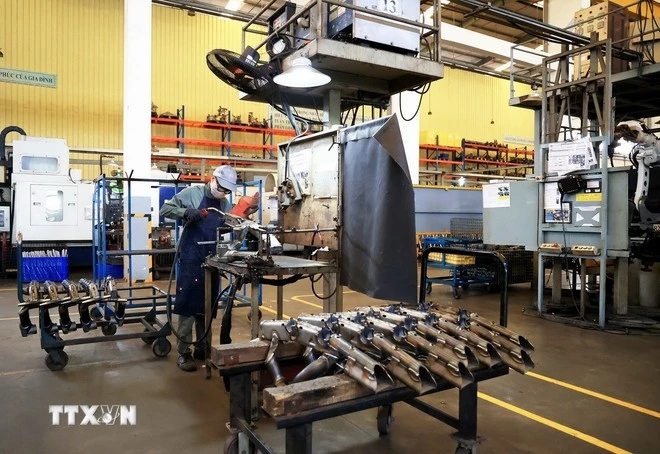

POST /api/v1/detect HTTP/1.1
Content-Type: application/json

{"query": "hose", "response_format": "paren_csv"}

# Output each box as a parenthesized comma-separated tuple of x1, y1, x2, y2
(1, 125, 27, 161)
(165, 221, 232, 347)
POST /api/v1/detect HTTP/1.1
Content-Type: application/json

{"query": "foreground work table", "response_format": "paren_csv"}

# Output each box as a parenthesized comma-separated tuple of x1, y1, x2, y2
(212, 340, 509, 454)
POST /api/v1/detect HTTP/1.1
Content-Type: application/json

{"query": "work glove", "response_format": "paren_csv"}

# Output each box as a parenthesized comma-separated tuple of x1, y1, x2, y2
(184, 208, 203, 222)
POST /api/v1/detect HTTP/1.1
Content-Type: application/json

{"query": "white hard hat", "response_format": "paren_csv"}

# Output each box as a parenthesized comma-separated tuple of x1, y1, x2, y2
(213, 165, 237, 192)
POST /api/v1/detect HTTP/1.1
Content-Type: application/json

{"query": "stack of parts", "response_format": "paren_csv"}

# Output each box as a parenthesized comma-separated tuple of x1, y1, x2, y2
(17, 277, 126, 338)
(259, 305, 535, 395)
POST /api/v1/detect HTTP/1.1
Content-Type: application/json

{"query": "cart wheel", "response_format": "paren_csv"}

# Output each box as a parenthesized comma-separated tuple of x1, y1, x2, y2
(90, 307, 103, 321)
(426, 282, 432, 294)
(141, 328, 155, 345)
(153, 270, 161, 280)
(101, 324, 117, 336)
(455, 445, 475, 454)
(376, 405, 393, 436)
(452, 287, 462, 299)
(247, 309, 263, 322)
(223, 433, 238, 454)
(152, 338, 171, 358)
(487, 283, 500, 293)
(461, 283, 470, 290)
(45, 350, 69, 371)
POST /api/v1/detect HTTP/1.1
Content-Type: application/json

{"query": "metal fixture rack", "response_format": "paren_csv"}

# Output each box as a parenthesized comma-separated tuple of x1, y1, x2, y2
(214, 247, 509, 454)
(92, 174, 186, 299)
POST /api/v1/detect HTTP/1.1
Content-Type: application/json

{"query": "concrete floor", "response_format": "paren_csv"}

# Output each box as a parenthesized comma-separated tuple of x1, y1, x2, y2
(1, 276, 659, 454)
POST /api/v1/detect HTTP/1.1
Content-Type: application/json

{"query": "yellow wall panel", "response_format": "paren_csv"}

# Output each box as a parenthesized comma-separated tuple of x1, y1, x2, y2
(1, 0, 270, 167)
(420, 67, 535, 148)
(1, 0, 124, 155)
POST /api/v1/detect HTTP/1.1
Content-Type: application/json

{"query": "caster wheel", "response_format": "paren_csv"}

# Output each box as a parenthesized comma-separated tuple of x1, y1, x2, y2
(141, 328, 155, 345)
(426, 282, 432, 294)
(452, 287, 462, 299)
(223, 433, 238, 454)
(90, 306, 103, 321)
(455, 446, 473, 454)
(45, 350, 69, 371)
(461, 283, 470, 290)
(102, 324, 117, 336)
(152, 338, 171, 358)
(153, 270, 161, 280)
(376, 405, 393, 436)
(247, 309, 263, 322)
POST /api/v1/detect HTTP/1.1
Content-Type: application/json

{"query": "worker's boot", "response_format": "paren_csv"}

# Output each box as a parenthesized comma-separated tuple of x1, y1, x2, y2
(193, 347, 206, 361)
(177, 353, 197, 372)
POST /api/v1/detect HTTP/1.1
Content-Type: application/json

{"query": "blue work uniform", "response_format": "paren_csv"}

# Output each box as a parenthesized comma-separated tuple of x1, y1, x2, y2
(160, 184, 231, 316)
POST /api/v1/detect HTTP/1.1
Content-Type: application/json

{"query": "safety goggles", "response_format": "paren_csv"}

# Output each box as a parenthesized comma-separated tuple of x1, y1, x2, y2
(214, 179, 232, 194)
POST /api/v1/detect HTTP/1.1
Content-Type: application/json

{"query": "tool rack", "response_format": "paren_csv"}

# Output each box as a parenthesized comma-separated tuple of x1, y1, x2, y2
(16, 238, 172, 371)
(212, 248, 509, 454)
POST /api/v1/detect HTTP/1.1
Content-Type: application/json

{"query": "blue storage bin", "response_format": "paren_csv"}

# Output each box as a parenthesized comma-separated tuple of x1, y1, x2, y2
(22, 257, 69, 283)
(95, 264, 124, 279)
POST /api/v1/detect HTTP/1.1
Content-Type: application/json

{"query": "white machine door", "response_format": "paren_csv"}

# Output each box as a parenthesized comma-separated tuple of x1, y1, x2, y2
(30, 184, 78, 226)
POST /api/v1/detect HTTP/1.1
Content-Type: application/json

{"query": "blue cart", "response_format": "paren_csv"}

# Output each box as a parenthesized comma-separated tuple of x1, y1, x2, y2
(422, 237, 497, 299)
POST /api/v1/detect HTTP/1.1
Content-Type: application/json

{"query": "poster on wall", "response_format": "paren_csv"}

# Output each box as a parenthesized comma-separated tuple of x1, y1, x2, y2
(482, 182, 511, 208)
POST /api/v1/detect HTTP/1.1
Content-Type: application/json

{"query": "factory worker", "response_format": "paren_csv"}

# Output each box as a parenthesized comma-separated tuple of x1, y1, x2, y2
(160, 165, 237, 372)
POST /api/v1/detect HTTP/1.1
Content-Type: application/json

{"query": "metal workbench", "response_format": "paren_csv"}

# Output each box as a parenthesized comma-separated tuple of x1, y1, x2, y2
(203, 254, 338, 372)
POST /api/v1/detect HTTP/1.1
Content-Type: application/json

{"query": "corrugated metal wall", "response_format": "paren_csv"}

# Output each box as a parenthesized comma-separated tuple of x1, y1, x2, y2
(151, 5, 269, 158)
(1, 1, 270, 179)
(419, 67, 535, 147)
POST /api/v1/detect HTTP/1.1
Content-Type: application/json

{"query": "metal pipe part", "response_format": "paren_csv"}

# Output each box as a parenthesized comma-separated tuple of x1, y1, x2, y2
(265, 333, 287, 387)
(291, 355, 335, 384)
(329, 335, 393, 393)
(404, 332, 474, 389)
(371, 334, 437, 395)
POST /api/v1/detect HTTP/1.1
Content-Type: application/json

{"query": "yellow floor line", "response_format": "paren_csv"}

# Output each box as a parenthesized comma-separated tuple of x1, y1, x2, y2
(260, 305, 290, 319)
(478, 392, 632, 454)
(0, 316, 19, 322)
(290, 295, 323, 309)
(0, 368, 40, 377)
(527, 371, 660, 419)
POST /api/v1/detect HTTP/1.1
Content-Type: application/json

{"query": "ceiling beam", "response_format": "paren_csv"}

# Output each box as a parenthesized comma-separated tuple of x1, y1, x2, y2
(462, 0, 511, 28)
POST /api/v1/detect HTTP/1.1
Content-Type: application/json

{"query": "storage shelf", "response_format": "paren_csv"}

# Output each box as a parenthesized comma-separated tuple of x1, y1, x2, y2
(462, 140, 534, 156)
(151, 116, 296, 137)
(151, 136, 277, 151)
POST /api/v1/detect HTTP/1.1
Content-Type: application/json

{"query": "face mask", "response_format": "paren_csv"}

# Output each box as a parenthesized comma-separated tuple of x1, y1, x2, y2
(210, 181, 227, 199)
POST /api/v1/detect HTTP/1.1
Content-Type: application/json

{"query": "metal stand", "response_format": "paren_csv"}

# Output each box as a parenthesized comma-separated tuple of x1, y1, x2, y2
(219, 360, 506, 454)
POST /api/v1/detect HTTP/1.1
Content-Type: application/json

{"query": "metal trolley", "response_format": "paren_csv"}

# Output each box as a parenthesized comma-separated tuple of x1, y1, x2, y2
(16, 237, 172, 371)
(422, 237, 495, 299)
(214, 247, 510, 454)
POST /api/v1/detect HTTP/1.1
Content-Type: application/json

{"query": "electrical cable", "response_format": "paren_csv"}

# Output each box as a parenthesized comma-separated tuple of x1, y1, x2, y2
(398, 83, 429, 122)
(310, 274, 337, 300)
(165, 220, 231, 347)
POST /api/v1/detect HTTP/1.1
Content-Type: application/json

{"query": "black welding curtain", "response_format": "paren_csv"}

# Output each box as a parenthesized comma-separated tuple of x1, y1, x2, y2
(340, 115, 417, 304)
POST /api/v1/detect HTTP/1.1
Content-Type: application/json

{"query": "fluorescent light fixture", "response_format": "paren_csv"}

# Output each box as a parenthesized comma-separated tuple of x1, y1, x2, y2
(273, 57, 331, 88)
(494, 61, 512, 72)
(225, 0, 243, 11)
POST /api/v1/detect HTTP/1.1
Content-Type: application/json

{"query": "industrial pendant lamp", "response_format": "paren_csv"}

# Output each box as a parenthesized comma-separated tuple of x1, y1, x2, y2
(273, 57, 331, 88)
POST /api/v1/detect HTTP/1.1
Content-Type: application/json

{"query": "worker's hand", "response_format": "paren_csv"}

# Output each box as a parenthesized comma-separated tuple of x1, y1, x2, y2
(184, 208, 204, 222)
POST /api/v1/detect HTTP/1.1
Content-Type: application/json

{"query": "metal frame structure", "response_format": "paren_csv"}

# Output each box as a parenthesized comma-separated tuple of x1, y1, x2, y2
(214, 246, 510, 454)
(507, 0, 660, 327)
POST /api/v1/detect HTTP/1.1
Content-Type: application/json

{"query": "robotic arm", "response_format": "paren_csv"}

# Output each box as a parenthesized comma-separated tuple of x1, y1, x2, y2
(614, 120, 660, 231)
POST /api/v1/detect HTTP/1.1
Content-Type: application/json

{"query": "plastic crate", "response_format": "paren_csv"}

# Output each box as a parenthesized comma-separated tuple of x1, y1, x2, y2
(95, 264, 124, 279)
(22, 257, 68, 283)
(445, 254, 476, 266)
